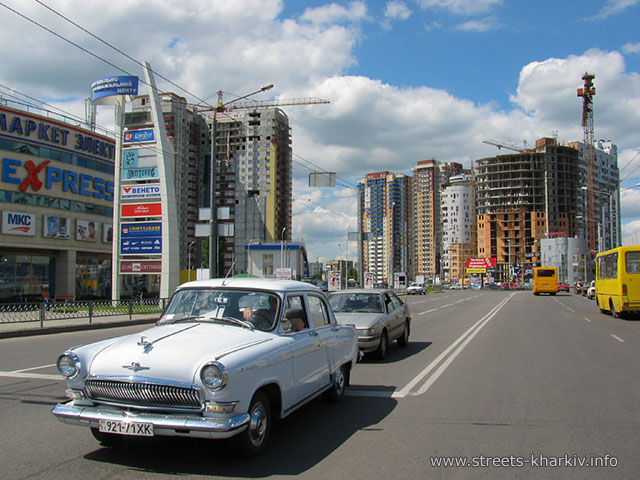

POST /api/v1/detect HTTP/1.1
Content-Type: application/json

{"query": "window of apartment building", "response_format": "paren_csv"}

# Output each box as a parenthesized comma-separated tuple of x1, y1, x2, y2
(263, 254, 274, 276)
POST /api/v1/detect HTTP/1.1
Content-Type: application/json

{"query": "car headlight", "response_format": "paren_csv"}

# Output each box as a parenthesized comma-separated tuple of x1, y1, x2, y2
(358, 325, 381, 336)
(200, 362, 228, 390)
(57, 353, 80, 379)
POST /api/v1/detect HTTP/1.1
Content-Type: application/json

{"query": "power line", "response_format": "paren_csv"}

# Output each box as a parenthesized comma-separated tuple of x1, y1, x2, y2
(32, 0, 213, 108)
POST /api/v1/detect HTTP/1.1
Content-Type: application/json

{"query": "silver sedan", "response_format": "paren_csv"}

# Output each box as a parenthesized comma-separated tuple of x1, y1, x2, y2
(328, 289, 411, 359)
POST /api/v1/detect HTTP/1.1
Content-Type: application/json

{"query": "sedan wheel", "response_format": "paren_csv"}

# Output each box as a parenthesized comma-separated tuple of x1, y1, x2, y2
(397, 321, 409, 347)
(236, 391, 271, 457)
(324, 364, 348, 403)
(375, 330, 388, 360)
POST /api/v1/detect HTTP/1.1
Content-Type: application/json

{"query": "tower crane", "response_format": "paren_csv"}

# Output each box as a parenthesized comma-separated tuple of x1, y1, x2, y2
(482, 139, 529, 152)
(194, 90, 330, 113)
(577, 72, 597, 251)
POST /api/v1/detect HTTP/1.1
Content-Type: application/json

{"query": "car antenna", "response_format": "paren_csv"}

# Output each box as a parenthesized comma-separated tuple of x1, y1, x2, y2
(221, 258, 237, 286)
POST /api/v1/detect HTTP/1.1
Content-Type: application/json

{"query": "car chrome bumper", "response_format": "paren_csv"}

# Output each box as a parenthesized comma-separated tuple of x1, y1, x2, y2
(357, 334, 381, 352)
(51, 402, 249, 439)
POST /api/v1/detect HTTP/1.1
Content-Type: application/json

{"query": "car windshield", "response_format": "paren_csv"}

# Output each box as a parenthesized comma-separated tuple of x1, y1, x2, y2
(328, 293, 383, 313)
(159, 288, 280, 332)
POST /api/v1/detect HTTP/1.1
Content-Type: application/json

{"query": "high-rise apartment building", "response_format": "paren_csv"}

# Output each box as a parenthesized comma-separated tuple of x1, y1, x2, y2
(359, 172, 410, 286)
(440, 174, 475, 285)
(475, 137, 580, 281)
(125, 92, 210, 278)
(410, 160, 465, 282)
(208, 108, 292, 276)
(568, 139, 620, 250)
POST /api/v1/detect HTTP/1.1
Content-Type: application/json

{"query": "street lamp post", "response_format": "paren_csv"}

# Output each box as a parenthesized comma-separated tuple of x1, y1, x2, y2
(581, 186, 617, 251)
(281, 228, 286, 271)
(247, 239, 259, 276)
(209, 84, 274, 278)
(187, 241, 194, 281)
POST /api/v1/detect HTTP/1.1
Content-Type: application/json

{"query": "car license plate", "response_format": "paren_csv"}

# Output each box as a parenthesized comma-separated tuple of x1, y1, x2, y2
(99, 419, 153, 436)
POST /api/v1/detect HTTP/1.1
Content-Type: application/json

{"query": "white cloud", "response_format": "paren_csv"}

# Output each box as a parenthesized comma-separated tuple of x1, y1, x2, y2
(416, 0, 503, 16)
(622, 42, 640, 54)
(385, 1, 412, 21)
(587, 0, 640, 20)
(300, 1, 368, 25)
(453, 15, 501, 32)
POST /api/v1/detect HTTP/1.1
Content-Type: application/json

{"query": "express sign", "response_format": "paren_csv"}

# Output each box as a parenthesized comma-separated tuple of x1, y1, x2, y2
(1, 158, 114, 200)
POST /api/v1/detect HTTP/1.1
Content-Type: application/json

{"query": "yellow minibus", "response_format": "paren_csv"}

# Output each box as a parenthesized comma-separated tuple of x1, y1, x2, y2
(532, 267, 558, 295)
(595, 246, 640, 318)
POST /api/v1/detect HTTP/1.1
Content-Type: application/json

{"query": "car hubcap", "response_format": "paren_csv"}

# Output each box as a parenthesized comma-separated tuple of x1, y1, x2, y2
(249, 401, 267, 447)
(335, 368, 345, 394)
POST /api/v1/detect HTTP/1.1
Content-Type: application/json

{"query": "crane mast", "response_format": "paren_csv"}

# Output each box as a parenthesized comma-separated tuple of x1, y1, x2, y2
(577, 72, 596, 251)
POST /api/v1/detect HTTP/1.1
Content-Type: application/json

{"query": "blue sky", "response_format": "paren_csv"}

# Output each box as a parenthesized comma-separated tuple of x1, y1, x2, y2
(1, 0, 640, 262)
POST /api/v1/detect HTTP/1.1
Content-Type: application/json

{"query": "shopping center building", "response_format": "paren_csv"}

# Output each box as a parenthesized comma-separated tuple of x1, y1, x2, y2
(0, 103, 115, 303)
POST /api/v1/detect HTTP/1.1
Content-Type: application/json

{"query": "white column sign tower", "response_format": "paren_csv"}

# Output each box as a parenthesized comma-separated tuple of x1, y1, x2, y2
(93, 62, 178, 300)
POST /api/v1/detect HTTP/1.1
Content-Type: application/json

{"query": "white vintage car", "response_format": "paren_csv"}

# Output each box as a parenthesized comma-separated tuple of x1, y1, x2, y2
(51, 278, 359, 456)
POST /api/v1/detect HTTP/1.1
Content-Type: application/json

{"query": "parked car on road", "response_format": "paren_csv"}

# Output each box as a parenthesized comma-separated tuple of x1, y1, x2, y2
(407, 282, 426, 295)
(52, 278, 359, 456)
(328, 289, 411, 359)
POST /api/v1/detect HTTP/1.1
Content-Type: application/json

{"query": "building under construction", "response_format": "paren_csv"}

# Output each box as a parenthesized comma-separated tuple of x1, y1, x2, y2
(475, 137, 580, 281)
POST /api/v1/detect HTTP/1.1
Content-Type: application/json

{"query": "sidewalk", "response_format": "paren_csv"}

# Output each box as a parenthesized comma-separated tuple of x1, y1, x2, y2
(0, 313, 158, 339)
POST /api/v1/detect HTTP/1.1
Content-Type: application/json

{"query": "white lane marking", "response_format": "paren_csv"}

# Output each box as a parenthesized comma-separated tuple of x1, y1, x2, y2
(419, 308, 438, 315)
(611, 334, 625, 343)
(11, 364, 55, 373)
(413, 295, 512, 396)
(0, 371, 62, 381)
(393, 294, 514, 398)
(584, 317, 592, 323)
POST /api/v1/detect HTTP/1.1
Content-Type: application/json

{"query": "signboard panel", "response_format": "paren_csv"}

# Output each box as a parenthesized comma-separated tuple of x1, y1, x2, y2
(122, 166, 159, 181)
(276, 268, 292, 280)
(121, 183, 161, 200)
(91, 76, 138, 104)
(121, 203, 162, 218)
(43, 215, 70, 239)
(120, 260, 162, 274)
(121, 237, 162, 255)
(120, 222, 162, 255)
(2, 211, 35, 236)
(123, 147, 157, 168)
(123, 128, 155, 144)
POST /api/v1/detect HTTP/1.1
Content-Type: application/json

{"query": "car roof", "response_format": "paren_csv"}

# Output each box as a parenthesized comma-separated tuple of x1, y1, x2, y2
(328, 289, 389, 295)
(175, 278, 322, 294)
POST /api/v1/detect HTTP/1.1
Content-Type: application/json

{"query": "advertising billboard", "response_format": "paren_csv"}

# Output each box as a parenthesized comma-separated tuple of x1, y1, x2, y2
(121, 203, 162, 218)
(91, 76, 138, 104)
(121, 183, 161, 200)
(120, 260, 162, 274)
(76, 219, 98, 241)
(120, 222, 162, 255)
(1, 211, 35, 236)
(43, 215, 70, 239)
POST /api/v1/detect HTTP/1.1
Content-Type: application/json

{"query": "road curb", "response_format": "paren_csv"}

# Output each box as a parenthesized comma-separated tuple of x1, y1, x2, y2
(0, 317, 158, 339)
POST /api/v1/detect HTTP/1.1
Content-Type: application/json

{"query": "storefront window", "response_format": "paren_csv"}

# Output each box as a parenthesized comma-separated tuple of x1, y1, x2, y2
(0, 255, 51, 303)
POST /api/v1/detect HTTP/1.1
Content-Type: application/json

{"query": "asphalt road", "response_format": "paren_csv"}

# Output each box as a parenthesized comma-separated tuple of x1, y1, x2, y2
(1, 290, 638, 479)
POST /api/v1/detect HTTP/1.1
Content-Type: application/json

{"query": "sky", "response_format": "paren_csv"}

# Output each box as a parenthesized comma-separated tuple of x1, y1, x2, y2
(1, 0, 640, 264)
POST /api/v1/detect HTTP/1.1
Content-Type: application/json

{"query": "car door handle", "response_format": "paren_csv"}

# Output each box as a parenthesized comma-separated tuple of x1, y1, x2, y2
(308, 330, 319, 336)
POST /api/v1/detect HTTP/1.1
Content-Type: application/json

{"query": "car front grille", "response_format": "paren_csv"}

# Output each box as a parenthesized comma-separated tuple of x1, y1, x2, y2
(84, 379, 202, 411)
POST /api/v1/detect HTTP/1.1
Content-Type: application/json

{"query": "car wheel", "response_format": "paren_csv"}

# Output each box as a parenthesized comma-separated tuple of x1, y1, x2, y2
(397, 321, 410, 347)
(375, 330, 388, 360)
(90, 427, 123, 448)
(324, 364, 348, 403)
(236, 391, 271, 457)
